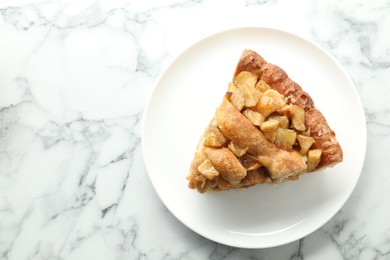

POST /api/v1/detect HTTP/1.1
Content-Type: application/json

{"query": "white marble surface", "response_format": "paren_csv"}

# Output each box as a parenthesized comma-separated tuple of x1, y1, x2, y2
(0, 0, 389, 259)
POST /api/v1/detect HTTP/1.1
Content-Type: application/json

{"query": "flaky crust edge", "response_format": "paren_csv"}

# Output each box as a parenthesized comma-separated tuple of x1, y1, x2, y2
(235, 49, 343, 169)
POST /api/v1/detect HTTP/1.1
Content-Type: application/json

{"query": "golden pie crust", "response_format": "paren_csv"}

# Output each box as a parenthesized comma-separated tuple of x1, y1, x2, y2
(187, 49, 343, 193)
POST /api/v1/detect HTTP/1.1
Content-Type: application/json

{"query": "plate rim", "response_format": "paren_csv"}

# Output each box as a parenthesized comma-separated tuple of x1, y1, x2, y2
(141, 26, 367, 248)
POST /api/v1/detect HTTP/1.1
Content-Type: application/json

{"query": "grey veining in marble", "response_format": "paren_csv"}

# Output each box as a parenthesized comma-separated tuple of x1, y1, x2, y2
(1, 0, 390, 259)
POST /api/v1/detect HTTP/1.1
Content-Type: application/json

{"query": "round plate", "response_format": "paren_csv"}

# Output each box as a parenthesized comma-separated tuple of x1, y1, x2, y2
(142, 27, 366, 248)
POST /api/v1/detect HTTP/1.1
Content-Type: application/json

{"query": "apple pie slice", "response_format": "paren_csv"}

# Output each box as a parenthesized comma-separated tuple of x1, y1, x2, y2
(187, 49, 343, 193)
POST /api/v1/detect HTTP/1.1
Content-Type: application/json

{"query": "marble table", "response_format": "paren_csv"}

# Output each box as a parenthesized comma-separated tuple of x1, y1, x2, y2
(0, 0, 389, 259)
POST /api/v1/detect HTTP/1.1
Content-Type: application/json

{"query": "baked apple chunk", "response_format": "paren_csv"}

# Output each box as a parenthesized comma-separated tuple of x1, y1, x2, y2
(187, 49, 343, 192)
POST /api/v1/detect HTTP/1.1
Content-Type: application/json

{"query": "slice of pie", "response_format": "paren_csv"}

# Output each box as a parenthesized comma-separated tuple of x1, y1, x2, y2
(187, 49, 343, 193)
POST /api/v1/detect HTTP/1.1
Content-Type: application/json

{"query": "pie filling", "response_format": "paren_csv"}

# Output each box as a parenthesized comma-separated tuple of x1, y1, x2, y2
(187, 71, 323, 193)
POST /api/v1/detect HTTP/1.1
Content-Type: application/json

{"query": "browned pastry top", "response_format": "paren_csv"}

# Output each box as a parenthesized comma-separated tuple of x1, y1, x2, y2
(234, 49, 343, 169)
(187, 49, 343, 193)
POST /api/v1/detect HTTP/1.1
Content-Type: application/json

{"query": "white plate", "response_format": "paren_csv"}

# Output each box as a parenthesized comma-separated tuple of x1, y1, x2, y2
(142, 27, 366, 248)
